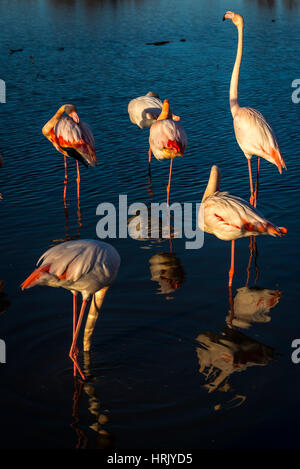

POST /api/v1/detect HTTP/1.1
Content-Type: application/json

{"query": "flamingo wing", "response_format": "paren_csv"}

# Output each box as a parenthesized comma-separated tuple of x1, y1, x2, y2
(149, 120, 187, 160)
(52, 117, 97, 167)
(233, 107, 286, 172)
(128, 96, 162, 128)
(21, 240, 120, 290)
(202, 192, 285, 240)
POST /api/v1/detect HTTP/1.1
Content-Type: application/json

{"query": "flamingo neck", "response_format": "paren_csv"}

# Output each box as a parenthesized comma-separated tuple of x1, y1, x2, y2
(83, 287, 109, 352)
(157, 100, 171, 121)
(229, 23, 243, 118)
(202, 166, 221, 202)
(42, 105, 66, 137)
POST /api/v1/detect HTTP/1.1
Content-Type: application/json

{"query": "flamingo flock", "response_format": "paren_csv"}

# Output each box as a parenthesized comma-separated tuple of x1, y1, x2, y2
(20, 11, 287, 381)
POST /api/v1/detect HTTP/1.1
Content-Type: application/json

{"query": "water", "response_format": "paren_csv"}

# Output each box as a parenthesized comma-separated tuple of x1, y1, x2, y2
(0, 0, 299, 449)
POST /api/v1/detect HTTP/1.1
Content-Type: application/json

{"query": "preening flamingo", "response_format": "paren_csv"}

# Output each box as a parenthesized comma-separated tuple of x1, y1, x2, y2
(149, 99, 187, 206)
(199, 165, 287, 287)
(21, 239, 120, 381)
(223, 11, 286, 207)
(128, 92, 180, 171)
(42, 104, 97, 205)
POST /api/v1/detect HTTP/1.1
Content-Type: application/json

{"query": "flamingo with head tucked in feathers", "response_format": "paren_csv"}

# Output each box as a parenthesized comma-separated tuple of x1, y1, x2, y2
(21, 239, 120, 381)
(128, 92, 180, 172)
(223, 11, 286, 207)
(200, 166, 287, 287)
(42, 104, 97, 204)
(149, 99, 187, 206)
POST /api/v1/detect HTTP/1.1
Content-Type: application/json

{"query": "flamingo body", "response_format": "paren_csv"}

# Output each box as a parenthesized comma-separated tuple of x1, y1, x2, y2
(149, 119, 187, 161)
(128, 94, 163, 129)
(202, 191, 285, 241)
(233, 107, 286, 173)
(50, 116, 97, 168)
(21, 239, 120, 299)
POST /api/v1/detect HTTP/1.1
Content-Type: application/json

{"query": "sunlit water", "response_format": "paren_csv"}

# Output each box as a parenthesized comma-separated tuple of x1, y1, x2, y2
(0, 0, 299, 449)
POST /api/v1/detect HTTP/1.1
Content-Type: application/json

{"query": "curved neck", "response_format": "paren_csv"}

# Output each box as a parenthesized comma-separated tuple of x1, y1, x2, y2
(83, 287, 109, 352)
(42, 105, 66, 137)
(157, 100, 171, 121)
(202, 166, 221, 202)
(229, 24, 243, 117)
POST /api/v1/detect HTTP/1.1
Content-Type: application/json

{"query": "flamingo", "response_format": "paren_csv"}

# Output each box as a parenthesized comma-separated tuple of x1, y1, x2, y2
(21, 239, 120, 381)
(223, 11, 286, 207)
(128, 92, 180, 171)
(42, 104, 97, 205)
(149, 99, 187, 206)
(199, 165, 287, 287)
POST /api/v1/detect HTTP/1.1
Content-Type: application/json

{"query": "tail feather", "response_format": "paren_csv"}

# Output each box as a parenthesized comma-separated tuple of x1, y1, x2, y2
(271, 148, 286, 174)
(21, 264, 51, 290)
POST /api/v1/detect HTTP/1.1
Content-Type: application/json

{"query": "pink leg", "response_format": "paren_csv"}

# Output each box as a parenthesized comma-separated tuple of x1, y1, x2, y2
(76, 161, 80, 201)
(254, 156, 260, 208)
(167, 158, 173, 208)
(73, 294, 78, 377)
(64, 155, 68, 207)
(228, 240, 235, 287)
(248, 159, 254, 206)
(69, 299, 88, 381)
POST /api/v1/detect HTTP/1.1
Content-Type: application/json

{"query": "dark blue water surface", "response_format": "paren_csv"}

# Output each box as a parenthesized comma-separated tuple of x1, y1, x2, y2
(0, 0, 299, 449)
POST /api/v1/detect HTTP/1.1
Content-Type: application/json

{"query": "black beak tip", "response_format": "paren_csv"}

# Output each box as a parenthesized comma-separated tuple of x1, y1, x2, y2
(222, 16, 226, 21)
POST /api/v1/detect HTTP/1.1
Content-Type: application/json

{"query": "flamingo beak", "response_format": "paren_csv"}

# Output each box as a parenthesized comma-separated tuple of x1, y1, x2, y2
(71, 112, 80, 124)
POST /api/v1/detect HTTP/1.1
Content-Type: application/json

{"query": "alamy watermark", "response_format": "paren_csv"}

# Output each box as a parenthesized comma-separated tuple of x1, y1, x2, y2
(0, 79, 6, 103)
(95, 195, 205, 249)
(0, 339, 6, 363)
(291, 339, 300, 364)
(291, 79, 300, 104)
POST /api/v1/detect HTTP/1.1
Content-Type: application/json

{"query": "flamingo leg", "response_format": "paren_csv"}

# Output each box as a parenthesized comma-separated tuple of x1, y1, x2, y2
(254, 156, 261, 208)
(73, 293, 78, 377)
(228, 286, 234, 328)
(76, 161, 80, 201)
(64, 155, 68, 207)
(228, 240, 235, 287)
(148, 147, 152, 174)
(69, 298, 88, 381)
(247, 159, 254, 206)
(166, 158, 173, 208)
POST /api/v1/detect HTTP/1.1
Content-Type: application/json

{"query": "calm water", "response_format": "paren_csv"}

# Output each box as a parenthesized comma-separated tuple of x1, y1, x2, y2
(0, 0, 299, 449)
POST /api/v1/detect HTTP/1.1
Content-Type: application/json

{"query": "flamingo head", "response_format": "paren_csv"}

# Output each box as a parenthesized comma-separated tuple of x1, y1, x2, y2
(146, 91, 160, 98)
(223, 11, 244, 28)
(64, 104, 80, 124)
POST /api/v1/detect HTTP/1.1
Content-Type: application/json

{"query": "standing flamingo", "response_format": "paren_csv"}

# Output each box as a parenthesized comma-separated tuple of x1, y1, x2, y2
(149, 99, 187, 206)
(199, 166, 287, 287)
(21, 239, 120, 381)
(128, 92, 180, 172)
(223, 11, 286, 207)
(42, 104, 97, 205)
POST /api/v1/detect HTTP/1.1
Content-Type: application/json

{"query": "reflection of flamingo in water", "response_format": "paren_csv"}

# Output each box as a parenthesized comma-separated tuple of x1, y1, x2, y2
(149, 252, 185, 295)
(227, 287, 281, 329)
(128, 92, 180, 172)
(200, 165, 287, 287)
(223, 11, 286, 207)
(149, 100, 187, 206)
(21, 240, 120, 381)
(195, 327, 275, 406)
(42, 104, 97, 211)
